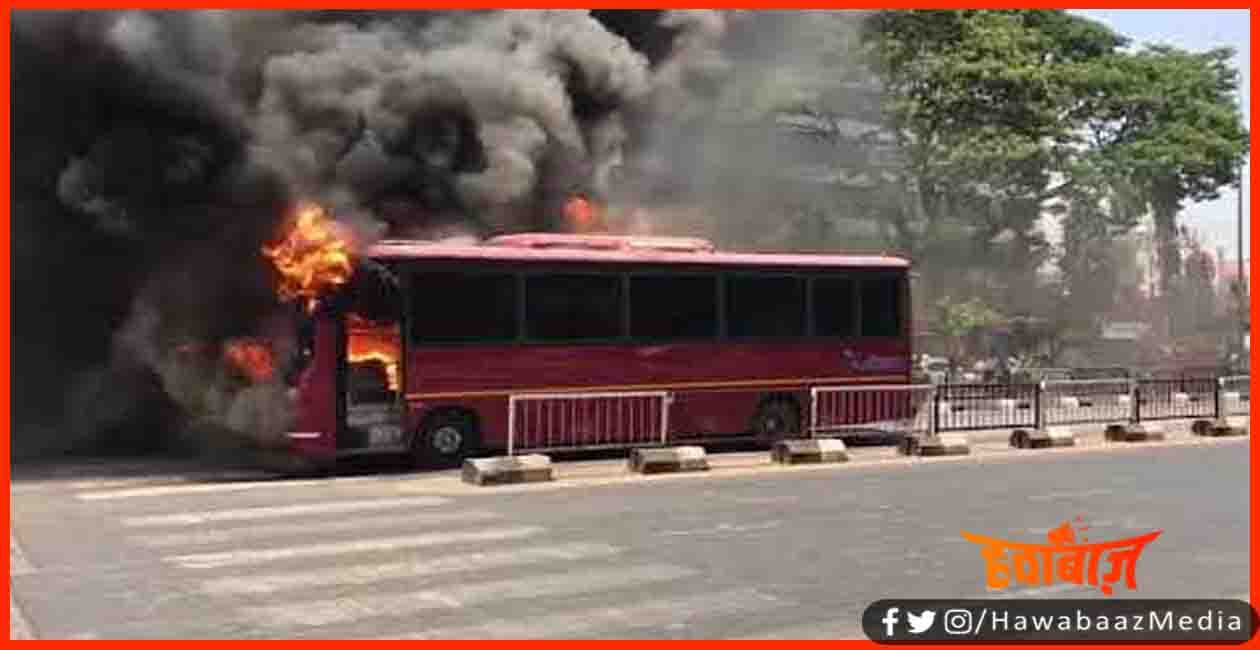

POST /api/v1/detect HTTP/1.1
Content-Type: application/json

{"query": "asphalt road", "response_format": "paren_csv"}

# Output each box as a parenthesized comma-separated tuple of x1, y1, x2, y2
(9, 437, 1250, 639)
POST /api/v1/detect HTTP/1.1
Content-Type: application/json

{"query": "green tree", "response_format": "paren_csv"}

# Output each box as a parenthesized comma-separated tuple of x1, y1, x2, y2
(858, 10, 1127, 305)
(1073, 45, 1249, 314)
(935, 296, 1004, 368)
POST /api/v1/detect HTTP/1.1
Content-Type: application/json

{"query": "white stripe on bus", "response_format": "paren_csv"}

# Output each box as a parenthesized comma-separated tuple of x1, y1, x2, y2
(168, 526, 543, 570)
(122, 496, 449, 528)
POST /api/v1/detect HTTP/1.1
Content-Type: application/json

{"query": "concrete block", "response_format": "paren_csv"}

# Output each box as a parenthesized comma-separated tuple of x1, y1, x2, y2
(1105, 423, 1165, 443)
(1194, 417, 1248, 437)
(900, 433, 969, 457)
(771, 438, 849, 465)
(1010, 427, 1076, 449)
(461, 454, 554, 486)
(628, 446, 709, 474)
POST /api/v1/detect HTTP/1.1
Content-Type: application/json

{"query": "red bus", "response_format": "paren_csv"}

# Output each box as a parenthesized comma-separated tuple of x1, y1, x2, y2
(278, 233, 912, 469)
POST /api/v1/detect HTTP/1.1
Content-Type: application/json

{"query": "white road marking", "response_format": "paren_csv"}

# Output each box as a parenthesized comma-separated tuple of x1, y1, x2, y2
(985, 583, 1092, 599)
(376, 588, 785, 639)
(202, 542, 622, 596)
(10, 590, 35, 640)
(10, 534, 33, 576)
(77, 479, 331, 500)
(657, 521, 782, 537)
(168, 526, 544, 569)
(1027, 488, 1114, 502)
(136, 510, 500, 548)
(734, 620, 865, 640)
(122, 496, 449, 528)
(245, 563, 696, 628)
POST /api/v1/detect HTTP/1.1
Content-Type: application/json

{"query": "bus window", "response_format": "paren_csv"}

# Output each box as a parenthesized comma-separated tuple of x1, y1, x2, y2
(409, 271, 518, 344)
(629, 275, 718, 340)
(812, 277, 857, 338)
(342, 267, 402, 405)
(726, 275, 805, 338)
(526, 274, 622, 341)
(860, 276, 903, 338)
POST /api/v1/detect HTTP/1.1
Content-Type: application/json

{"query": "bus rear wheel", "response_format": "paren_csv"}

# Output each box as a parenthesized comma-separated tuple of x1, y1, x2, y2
(414, 410, 479, 468)
(751, 399, 802, 441)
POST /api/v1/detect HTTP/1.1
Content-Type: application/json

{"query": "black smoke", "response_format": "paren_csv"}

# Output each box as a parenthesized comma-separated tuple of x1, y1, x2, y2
(13, 10, 764, 457)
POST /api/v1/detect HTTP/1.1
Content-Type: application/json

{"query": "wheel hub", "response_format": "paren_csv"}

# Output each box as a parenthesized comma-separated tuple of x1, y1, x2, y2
(431, 426, 463, 455)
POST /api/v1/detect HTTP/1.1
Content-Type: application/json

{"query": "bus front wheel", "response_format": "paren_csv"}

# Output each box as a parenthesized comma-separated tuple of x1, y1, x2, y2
(414, 410, 479, 468)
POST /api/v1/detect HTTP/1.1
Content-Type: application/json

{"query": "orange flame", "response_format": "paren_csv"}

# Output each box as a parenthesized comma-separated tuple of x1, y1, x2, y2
(347, 314, 400, 391)
(563, 194, 604, 233)
(223, 339, 276, 383)
(263, 203, 354, 313)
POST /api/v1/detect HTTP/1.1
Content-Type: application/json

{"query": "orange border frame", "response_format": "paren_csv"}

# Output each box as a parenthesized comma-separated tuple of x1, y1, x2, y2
(1, 5, 1253, 648)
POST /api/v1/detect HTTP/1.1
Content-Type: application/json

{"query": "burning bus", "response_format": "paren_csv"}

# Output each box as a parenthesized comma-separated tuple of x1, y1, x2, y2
(252, 203, 913, 470)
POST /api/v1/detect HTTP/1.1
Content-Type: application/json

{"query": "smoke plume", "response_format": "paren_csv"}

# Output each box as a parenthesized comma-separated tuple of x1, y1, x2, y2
(12, 10, 871, 456)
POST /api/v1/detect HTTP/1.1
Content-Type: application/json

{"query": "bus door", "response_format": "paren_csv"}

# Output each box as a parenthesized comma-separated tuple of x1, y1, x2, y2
(338, 264, 406, 451)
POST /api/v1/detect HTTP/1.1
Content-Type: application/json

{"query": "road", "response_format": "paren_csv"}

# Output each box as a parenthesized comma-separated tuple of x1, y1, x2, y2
(9, 435, 1250, 639)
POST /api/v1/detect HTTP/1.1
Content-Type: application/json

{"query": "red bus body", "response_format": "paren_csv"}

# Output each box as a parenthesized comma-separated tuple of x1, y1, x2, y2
(279, 234, 913, 466)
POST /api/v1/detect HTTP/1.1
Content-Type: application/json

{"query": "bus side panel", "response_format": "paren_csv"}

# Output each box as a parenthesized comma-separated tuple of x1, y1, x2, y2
(405, 337, 908, 450)
(406, 340, 909, 397)
(668, 388, 807, 440)
(290, 315, 339, 460)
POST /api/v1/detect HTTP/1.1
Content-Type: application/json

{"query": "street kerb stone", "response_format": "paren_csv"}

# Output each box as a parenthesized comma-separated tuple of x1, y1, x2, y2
(1105, 423, 1165, 443)
(462, 454, 554, 486)
(628, 446, 709, 474)
(771, 438, 849, 465)
(900, 433, 969, 457)
(1010, 427, 1076, 449)
(1199, 417, 1248, 437)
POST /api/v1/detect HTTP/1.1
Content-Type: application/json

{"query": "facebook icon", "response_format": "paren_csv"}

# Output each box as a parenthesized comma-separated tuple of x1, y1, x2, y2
(882, 607, 900, 637)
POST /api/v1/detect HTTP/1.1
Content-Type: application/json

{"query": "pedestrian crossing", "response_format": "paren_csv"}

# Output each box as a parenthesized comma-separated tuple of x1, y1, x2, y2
(71, 484, 814, 639)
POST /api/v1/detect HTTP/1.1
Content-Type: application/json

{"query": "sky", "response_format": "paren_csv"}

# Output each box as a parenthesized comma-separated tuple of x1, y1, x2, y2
(1071, 10, 1250, 262)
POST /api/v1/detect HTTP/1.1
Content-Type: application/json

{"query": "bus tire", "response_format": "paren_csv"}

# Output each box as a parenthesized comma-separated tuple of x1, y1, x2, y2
(751, 398, 802, 440)
(414, 410, 480, 468)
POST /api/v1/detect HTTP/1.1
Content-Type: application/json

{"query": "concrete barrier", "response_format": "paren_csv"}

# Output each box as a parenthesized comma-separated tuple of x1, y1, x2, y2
(628, 446, 709, 474)
(771, 438, 849, 465)
(899, 433, 969, 457)
(1192, 417, 1248, 437)
(461, 454, 554, 486)
(1010, 427, 1076, 449)
(1104, 423, 1165, 443)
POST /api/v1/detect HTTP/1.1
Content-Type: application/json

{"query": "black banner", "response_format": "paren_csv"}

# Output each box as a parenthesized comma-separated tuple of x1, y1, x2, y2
(861, 599, 1255, 644)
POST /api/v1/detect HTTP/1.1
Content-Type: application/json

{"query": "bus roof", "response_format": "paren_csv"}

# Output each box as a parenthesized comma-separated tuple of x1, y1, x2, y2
(367, 233, 910, 269)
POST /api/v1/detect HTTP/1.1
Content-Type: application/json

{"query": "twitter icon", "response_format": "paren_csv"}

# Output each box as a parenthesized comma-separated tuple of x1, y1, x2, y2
(908, 610, 937, 634)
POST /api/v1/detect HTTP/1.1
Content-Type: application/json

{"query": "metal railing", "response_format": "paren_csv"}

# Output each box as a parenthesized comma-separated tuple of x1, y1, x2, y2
(503, 376, 1247, 454)
(934, 383, 1038, 433)
(809, 384, 936, 439)
(1132, 377, 1217, 424)
(1041, 379, 1134, 427)
(506, 391, 672, 455)
(1218, 376, 1250, 417)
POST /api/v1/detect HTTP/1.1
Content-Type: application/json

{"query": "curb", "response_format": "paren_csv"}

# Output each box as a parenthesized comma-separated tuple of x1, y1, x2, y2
(771, 438, 850, 465)
(628, 446, 709, 474)
(461, 454, 554, 486)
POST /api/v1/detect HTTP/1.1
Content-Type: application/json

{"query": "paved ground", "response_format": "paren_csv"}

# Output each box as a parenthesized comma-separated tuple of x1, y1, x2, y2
(9, 427, 1250, 639)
